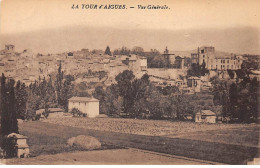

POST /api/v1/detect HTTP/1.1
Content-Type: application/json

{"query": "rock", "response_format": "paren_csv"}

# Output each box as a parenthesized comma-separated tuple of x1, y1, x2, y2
(67, 135, 101, 150)
(67, 137, 76, 146)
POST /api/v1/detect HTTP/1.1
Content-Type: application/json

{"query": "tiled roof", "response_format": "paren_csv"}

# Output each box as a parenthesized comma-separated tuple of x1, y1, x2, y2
(48, 108, 64, 112)
(199, 110, 216, 116)
(36, 108, 64, 113)
(68, 96, 99, 102)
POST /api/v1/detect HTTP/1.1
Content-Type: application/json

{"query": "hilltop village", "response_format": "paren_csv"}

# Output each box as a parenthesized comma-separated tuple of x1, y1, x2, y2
(0, 44, 259, 122)
(0, 44, 258, 94)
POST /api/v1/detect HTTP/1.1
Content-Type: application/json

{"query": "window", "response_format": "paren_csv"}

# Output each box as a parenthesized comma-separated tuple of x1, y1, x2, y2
(203, 55, 205, 58)
(201, 115, 206, 119)
(194, 81, 197, 86)
(223, 60, 225, 63)
(227, 65, 229, 69)
(201, 50, 204, 54)
(227, 60, 229, 63)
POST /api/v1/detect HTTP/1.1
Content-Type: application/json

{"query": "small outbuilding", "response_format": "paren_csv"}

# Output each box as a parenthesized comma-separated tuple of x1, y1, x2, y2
(195, 110, 216, 123)
(7, 133, 29, 158)
(36, 108, 64, 119)
(68, 97, 99, 118)
(47, 108, 64, 118)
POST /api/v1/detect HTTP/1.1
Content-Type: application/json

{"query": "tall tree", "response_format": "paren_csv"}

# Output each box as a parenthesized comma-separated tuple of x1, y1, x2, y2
(0, 73, 7, 135)
(105, 46, 112, 56)
(1, 76, 19, 136)
(55, 63, 64, 105)
(15, 81, 28, 119)
(131, 46, 144, 56)
(229, 83, 238, 119)
(115, 70, 135, 114)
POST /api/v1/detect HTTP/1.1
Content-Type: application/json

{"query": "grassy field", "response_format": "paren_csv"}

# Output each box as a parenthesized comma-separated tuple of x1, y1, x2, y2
(17, 118, 260, 164)
(43, 117, 254, 136)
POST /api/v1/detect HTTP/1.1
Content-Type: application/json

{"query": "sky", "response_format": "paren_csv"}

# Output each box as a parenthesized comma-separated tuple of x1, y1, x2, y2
(0, 0, 260, 54)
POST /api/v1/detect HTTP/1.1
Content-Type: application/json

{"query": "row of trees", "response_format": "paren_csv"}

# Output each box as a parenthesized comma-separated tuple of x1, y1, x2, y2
(113, 46, 145, 56)
(0, 63, 76, 123)
(187, 62, 209, 77)
(211, 76, 259, 123)
(93, 70, 215, 120)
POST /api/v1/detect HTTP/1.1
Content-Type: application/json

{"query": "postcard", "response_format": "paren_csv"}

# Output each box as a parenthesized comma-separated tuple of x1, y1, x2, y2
(0, 0, 259, 165)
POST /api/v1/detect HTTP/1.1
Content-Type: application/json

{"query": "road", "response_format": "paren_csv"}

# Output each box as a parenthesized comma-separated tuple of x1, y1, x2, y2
(3, 148, 224, 165)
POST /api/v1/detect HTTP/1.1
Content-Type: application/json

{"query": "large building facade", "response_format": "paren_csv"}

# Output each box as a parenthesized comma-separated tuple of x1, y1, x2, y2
(192, 46, 243, 70)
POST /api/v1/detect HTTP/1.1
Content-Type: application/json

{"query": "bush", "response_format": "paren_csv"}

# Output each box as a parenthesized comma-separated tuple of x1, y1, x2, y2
(70, 108, 86, 117)
(67, 135, 101, 150)
(34, 114, 41, 121)
(42, 110, 49, 119)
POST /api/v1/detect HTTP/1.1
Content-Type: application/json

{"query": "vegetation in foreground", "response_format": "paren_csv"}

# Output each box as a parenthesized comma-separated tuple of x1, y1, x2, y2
(43, 117, 256, 137)
(19, 121, 259, 164)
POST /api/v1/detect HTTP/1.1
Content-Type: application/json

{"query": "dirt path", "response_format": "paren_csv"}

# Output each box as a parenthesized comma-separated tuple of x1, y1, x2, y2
(3, 149, 223, 165)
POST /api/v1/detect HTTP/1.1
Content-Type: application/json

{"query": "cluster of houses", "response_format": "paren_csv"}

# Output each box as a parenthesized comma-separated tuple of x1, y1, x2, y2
(191, 46, 243, 70)
(1, 44, 258, 124)
(0, 44, 254, 94)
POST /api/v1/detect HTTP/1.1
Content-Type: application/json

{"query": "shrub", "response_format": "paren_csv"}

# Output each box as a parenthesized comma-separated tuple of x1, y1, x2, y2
(34, 114, 41, 121)
(67, 135, 101, 150)
(42, 109, 50, 119)
(70, 108, 86, 117)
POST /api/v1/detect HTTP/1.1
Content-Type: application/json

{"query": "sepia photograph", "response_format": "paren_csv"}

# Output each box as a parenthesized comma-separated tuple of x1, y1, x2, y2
(0, 0, 259, 165)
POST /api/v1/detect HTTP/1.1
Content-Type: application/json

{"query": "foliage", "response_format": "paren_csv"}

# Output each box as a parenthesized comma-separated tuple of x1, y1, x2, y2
(115, 70, 135, 115)
(227, 70, 235, 79)
(113, 46, 131, 55)
(15, 81, 28, 120)
(55, 63, 64, 106)
(211, 76, 259, 123)
(70, 108, 86, 117)
(42, 108, 50, 119)
(187, 63, 209, 77)
(147, 55, 168, 68)
(0, 74, 19, 136)
(156, 85, 180, 96)
(131, 46, 144, 56)
(241, 60, 259, 70)
(94, 70, 207, 120)
(93, 84, 122, 116)
(105, 46, 112, 56)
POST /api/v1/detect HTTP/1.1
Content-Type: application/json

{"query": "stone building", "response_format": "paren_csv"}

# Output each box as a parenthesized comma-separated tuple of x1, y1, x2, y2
(187, 76, 201, 92)
(195, 110, 216, 123)
(68, 97, 99, 118)
(192, 46, 243, 70)
(5, 44, 15, 53)
(162, 47, 175, 67)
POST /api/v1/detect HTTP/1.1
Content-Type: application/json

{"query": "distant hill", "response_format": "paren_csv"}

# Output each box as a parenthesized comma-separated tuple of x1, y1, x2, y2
(170, 50, 237, 58)
(0, 26, 259, 55)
